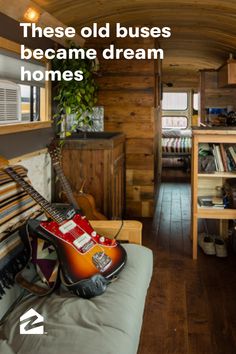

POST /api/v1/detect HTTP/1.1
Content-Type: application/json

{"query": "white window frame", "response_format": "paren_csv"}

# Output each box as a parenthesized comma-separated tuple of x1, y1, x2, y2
(0, 36, 51, 135)
(162, 89, 193, 130)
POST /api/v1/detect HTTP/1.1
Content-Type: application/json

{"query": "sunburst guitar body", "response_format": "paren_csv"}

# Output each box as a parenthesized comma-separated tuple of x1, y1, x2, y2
(39, 213, 126, 283)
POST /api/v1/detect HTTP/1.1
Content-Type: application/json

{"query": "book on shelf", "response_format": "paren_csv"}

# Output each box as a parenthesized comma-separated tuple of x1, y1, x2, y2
(197, 195, 225, 208)
(199, 143, 236, 173)
(225, 147, 236, 171)
(219, 144, 228, 172)
(213, 144, 224, 172)
(228, 146, 236, 165)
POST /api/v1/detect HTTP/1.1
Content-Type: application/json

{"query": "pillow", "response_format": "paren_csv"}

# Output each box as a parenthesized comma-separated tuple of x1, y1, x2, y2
(162, 129, 182, 138)
(162, 129, 192, 138)
(180, 129, 192, 137)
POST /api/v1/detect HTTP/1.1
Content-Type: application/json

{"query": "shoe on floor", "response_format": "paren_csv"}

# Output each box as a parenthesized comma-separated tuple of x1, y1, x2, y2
(214, 237, 227, 258)
(198, 233, 216, 255)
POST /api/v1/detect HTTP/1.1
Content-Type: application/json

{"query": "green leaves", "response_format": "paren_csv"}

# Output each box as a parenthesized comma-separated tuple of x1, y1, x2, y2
(52, 43, 98, 135)
(65, 106, 71, 115)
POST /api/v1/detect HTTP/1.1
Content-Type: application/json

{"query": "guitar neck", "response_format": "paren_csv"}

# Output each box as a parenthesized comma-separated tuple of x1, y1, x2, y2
(53, 162, 79, 210)
(5, 167, 66, 224)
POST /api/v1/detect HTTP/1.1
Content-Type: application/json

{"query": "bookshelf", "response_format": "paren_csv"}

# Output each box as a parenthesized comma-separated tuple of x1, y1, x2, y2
(191, 128, 236, 259)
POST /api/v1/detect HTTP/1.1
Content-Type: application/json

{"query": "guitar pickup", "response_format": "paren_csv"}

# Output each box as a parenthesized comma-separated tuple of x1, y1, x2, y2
(59, 220, 77, 234)
(81, 240, 95, 253)
(73, 233, 92, 249)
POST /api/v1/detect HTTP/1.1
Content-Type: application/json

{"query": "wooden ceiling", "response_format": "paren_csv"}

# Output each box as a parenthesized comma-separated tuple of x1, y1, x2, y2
(33, 0, 236, 87)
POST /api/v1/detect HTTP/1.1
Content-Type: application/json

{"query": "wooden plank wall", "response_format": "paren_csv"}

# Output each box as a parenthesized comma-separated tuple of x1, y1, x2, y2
(94, 38, 160, 217)
(163, 68, 199, 90)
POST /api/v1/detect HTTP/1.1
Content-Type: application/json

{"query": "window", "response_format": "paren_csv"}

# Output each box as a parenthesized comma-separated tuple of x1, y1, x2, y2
(162, 92, 188, 110)
(162, 116, 188, 129)
(162, 91, 192, 130)
(193, 93, 199, 112)
(20, 84, 44, 122)
(0, 42, 50, 133)
(20, 84, 30, 121)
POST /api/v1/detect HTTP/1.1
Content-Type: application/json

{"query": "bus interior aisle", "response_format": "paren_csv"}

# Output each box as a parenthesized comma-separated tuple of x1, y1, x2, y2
(162, 157, 191, 181)
(138, 182, 236, 354)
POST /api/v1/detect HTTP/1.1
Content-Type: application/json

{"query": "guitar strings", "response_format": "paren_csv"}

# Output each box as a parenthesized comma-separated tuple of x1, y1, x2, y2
(68, 221, 106, 254)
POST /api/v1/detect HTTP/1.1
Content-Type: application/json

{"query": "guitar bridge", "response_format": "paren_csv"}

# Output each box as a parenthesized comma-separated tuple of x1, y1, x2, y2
(73, 233, 93, 250)
(92, 252, 112, 272)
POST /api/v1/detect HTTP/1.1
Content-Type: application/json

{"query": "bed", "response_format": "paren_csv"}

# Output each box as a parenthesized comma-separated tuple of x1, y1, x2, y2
(162, 129, 192, 155)
(162, 129, 192, 171)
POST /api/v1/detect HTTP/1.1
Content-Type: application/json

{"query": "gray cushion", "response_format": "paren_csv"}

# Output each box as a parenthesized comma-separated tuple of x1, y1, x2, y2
(162, 128, 192, 138)
(0, 244, 153, 354)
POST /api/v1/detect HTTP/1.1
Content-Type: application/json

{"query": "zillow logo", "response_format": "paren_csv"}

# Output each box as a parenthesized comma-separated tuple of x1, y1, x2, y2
(20, 308, 44, 334)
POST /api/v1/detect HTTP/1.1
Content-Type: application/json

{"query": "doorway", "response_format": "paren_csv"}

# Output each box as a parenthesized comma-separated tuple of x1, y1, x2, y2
(161, 89, 197, 181)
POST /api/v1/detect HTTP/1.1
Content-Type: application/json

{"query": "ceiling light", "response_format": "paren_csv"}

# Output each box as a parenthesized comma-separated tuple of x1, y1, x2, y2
(24, 7, 41, 22)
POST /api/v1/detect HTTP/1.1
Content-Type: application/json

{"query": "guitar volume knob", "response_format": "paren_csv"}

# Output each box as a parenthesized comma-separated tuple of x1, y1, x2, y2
(91, 231, 97, 237)
(99, 236, 105, 243)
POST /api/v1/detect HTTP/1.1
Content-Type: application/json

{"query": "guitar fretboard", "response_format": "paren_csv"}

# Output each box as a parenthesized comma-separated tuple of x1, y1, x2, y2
(53, 162, 79, 210)
(5, 167, 66, 224)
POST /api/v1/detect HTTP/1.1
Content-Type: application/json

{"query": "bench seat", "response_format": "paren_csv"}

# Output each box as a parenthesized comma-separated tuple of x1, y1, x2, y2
(0, 240, 153, 354)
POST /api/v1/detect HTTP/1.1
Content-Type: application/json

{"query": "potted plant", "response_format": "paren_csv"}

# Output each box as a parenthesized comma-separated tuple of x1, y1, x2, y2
(52, 43, 99, 136)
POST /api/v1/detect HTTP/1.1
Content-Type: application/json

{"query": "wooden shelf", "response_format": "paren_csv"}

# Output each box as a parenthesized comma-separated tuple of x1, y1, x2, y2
(191, 129, 236, 260)
(197, 207, 236, 219)
(198, 172, 236, 178)
(0, 122, 51, 135)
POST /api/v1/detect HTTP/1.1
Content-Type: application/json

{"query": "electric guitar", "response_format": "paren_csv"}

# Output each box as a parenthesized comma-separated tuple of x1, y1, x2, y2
(3, 164, 126, 297)
(48, 141, 107, 220)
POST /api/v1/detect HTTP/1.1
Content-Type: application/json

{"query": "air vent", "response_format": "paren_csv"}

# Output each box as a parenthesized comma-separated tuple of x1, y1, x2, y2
(0, 81, 20, 122)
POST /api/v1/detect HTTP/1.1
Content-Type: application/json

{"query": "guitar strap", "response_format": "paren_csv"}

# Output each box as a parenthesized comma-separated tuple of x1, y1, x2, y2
(15, 224, 60, 296)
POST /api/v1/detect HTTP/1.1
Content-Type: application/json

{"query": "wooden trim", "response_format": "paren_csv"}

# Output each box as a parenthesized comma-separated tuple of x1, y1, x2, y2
(9, 148, 48, 164)
(191, 129, 236, 259)
(0, 36, 46, 64)
(192, 132, 236, 144)
(197, 208, 236, 219)
(90, 220, 142, 245)
(193, 129, 236, 136)
(44, 61, 52, 121)
(0, 121, 51, 135)
(199, 71, 206, 123)
(0, 36, 20, 54)
(191, 134, 199, 260)
(198, 172, 236, 178)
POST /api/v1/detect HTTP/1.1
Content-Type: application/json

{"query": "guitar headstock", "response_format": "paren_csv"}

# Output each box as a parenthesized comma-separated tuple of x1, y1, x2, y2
(48, 139, 61, 165)
(0, 155, 9, 170)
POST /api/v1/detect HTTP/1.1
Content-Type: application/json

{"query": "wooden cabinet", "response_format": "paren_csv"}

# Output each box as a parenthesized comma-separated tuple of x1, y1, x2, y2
(218, 60, 236, 88)
(55, 132, 125, 220)
(199, 70, 236, 124)
(191, 128, 236, 259)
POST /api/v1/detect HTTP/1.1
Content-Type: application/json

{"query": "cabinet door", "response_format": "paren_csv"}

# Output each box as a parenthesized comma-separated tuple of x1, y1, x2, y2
(218, 61, 236, 87)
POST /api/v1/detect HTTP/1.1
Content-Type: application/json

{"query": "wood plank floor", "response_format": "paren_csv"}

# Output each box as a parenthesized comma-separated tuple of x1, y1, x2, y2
(138, 182, 236, 354)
